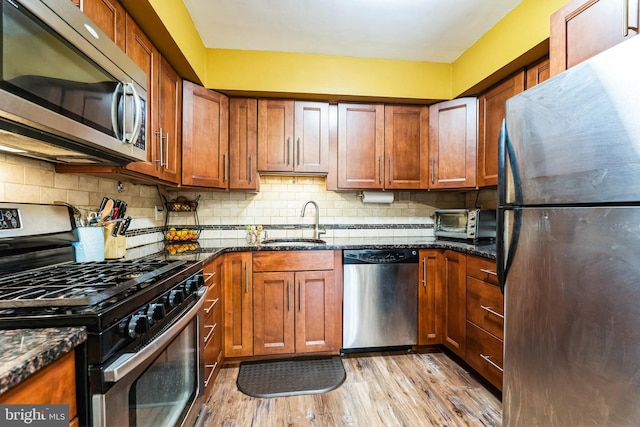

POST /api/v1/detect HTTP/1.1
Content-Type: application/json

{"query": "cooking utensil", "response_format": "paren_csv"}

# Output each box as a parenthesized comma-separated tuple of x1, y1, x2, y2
(96, 199, 114, 226)
(112, 200, 122, 220)
(119, 216, 132, 235)
(119, 201, 127, 219)
(98, 197, 109, 214)
(111, 220, 124, 237)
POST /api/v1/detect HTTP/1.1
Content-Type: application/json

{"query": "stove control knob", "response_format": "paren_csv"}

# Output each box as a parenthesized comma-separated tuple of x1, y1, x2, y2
(146, 303, 166, 325)
(184, 277, 200, 295)
(169, 289, 184, 307)
(127, 314, 149, 338)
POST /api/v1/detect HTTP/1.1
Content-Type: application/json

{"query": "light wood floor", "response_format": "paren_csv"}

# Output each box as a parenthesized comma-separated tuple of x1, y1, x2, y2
(203, 350, 502, 427)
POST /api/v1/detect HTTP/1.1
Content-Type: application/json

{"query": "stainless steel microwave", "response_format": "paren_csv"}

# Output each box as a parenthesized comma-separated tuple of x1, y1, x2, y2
(0, 0, 147, 164)
(434, 209, 496, 242)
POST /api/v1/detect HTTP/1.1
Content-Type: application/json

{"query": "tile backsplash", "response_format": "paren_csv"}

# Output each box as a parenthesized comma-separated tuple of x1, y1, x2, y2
(1, 153, 497, 246)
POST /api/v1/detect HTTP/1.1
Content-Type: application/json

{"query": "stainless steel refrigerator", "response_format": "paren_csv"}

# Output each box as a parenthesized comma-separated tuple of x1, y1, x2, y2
(498, 35, 640, 426)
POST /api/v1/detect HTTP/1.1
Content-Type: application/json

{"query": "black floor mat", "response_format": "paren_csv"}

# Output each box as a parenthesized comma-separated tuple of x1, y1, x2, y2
(236, 356, 346, 398)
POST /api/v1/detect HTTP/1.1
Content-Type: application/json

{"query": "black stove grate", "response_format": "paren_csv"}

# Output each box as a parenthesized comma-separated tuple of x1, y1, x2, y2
(0, 259, 187, 308)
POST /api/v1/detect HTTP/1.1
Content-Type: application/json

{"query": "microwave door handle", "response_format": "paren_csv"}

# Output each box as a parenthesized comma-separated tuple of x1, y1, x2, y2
(111, 82, 124, 141)
(102, 292, 205, 382)
(128, 83, 143, 145)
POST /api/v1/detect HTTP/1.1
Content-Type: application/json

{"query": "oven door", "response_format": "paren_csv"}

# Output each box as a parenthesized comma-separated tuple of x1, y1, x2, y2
(434, 210, 470, 239)
(92, 292, 207, 427)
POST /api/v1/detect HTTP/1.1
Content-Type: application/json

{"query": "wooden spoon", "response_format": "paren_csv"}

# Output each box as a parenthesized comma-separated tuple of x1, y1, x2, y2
(96, 199, 114, 226)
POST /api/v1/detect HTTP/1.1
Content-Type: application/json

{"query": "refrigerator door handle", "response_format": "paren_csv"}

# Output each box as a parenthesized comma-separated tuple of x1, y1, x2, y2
(497, 119, 523, 294)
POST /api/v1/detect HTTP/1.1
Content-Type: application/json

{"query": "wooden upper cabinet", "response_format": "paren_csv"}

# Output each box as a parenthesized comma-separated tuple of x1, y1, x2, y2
(156, 56, 182, 184)
(337, 103, 385, 189)
(80, 0, 126, 51)
(258, 100, 329, 174)
(477, 71, 525, 187)
(525, 57, 551, 89)
(550, 0, 640, 76)
(182, 81, 228, 188)
(384, 106, 429, 189)
(125, 14, 181, 184)
(428, 98, 478, 189)
(123, 14, 159, 177)
(229, 98, 259, 191)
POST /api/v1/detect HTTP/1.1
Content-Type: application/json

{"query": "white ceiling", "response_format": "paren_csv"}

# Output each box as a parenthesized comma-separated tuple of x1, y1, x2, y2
(182, 0, 523, 63)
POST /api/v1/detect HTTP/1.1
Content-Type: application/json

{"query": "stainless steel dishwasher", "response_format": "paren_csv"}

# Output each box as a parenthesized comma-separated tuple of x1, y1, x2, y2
(342, 249, 418, 351)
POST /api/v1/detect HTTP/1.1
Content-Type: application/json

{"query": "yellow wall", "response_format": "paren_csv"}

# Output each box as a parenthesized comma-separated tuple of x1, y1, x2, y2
(150, 0, 572, 100)
(452, 0, 571, 95)
(206, 50, 452, 100)
(147, 0, 207, 81)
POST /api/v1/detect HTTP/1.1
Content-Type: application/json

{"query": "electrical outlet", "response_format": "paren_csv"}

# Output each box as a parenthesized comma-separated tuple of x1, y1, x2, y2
(154, 205, 164, 221)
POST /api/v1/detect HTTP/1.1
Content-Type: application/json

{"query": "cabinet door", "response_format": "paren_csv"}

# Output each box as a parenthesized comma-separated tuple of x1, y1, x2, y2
(428, 98, 477, 189)
(229, 98, 259, 190)
(223, 253, 253, 358)
(258, 99, 294, 172)
(418, 250, 442, 345)
(293, 101, 329, 173)
(182, 81, 228, 188)
(337, 103, 385, 189)
(525, 56, 551, 89)
(295, 270, 337, 353)
(550, 0, 640, 76)
(384, 105, 429, 189)
(253, 272, 296, 355)
(156, 56, 182, 184)
(442, 250, 466, 357)
(123, 14, 160, 177)
(477, 71, 525, 187)
(80, 0, 126, 51)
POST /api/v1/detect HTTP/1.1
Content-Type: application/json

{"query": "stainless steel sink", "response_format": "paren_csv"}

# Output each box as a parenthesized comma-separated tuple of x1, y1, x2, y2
(261, 238, 326, 246)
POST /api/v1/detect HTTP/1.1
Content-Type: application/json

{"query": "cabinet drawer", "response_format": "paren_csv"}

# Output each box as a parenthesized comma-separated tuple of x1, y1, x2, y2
(466, 277, 504, 339)
(466, 321, 503, 391)
(253, 250, 334, 272)
(466, 255, 498, 285)
(203, 336, 223, 393)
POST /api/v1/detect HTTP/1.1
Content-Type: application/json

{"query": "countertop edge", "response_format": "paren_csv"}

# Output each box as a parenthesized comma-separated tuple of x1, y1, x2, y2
(0, 327, 87, 396)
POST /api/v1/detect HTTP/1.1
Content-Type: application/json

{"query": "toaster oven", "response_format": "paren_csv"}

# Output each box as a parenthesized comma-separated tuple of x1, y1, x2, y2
(434, 209, 496, 242)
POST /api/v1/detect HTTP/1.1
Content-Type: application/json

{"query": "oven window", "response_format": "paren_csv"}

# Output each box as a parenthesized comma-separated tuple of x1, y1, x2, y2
(128, 320, 197, 426)
(436, 214, 468, 233)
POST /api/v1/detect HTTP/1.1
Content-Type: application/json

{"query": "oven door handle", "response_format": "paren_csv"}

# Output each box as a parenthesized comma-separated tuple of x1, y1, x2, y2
(103, 291, 206, 383)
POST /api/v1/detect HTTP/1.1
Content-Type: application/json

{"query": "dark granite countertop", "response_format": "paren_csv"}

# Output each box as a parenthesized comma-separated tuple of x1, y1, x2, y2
(157, 237, 496, 263)
(0, 327, 87, 395)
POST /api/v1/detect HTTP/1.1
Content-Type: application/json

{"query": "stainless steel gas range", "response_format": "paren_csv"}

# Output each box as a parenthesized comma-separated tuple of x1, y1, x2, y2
(0, 203, 208, 427)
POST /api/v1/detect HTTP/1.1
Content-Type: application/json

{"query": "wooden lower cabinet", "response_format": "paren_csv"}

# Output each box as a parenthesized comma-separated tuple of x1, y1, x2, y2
(0, 350, 78, 426)
(465, 255, 503, 391)
(252, 250, 341, 357)
(442, 250, 467, 358)
(418, 249, 442, 345)
(222, 252, 253, 358)
(203, 256, 223, 394)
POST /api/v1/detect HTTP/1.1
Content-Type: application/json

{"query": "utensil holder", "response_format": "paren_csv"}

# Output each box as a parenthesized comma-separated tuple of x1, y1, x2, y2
(74, 226, 105, 262)
(103, 223, 126, 259)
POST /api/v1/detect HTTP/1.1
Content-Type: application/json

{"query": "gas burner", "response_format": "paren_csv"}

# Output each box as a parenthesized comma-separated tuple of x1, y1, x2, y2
(0, 259, 188, 309)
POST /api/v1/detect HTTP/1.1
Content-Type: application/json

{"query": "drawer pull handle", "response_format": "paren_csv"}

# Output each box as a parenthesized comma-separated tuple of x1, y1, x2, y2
(480, 354, 503, 372)
(205, 298, 219, 314)
(204, 323, 217, 343)
(204, 362, 218, 386)
(481, 305, 504, 319)
(480, 268, 497, 276)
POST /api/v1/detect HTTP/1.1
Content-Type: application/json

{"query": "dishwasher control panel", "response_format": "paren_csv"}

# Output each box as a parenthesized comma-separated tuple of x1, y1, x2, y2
(343, 249, 418, 264)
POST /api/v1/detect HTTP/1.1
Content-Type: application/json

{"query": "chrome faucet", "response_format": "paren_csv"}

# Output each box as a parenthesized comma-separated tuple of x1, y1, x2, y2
(301, 200, 325, 240)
